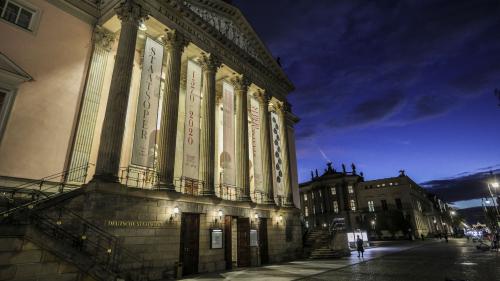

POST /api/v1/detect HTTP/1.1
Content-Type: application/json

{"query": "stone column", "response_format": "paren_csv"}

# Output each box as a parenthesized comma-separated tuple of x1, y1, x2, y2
(198, 54, 220, 196)
(277, 103, 294, 207)
(255, 90, 274, 204)
(93, 0, 147, 182)
(232, 75, 251, 201)
(157, 30, 187, 191)
(68, 26, 115, 183)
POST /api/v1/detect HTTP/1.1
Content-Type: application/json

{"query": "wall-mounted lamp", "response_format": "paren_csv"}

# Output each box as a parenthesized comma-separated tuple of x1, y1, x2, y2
(254, 213, 259, 219)
(218, 210, 223, 218)
(170, 206, 180, 222)
(371, 220, 375, 225)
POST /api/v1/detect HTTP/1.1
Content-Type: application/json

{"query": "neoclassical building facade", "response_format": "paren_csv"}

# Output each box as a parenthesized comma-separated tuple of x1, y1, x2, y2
(0, 0, 301, 279)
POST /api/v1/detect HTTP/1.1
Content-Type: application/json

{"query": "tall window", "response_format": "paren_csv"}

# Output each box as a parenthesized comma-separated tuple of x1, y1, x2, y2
(333, 201, 339, 213)
(348, 185, 354, 194)
(311, 192, 314, 199)
(319, 190, 322, 197)
(368, 200, 375, 212)
(304, 206, 309, 217)
(395, 198, 403, 210)
(303, 193, 308, 201)
(417, 200, 422, 212)
(381, 199, 388, 211)
(330, 186, 336, 195)
(0, 0, 36, 30)
(350, 199, 356, 211)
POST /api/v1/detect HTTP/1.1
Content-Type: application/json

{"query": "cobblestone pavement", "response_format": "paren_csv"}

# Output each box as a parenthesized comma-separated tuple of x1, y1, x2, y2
(180, 239, 499, 281)
(301, 239, 499, 281)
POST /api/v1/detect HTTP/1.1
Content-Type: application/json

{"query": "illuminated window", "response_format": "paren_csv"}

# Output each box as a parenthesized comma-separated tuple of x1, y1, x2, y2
(389, 182, 393, 186)
(368, 201, 375, 212)
(0, 0, 37, 30)
(350, 200, 356, 211)
(331, 187, 336, 195)
(319, 190, 322, 197)
(311, 192, 314, 199)
(417, 201, 422, 212)
(303, 194, 308, 201)
(333, 201, 339, 213)
(320, 204, 323, 213)
(304, 206, 309, 217)
(348, 185, 354, 194)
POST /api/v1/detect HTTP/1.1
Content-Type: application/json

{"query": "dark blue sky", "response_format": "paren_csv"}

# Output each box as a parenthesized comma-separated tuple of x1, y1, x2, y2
(233, 0, 500, 199)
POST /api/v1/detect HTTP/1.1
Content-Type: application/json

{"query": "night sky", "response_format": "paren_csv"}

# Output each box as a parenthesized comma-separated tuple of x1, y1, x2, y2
(233, 0, 500, 207)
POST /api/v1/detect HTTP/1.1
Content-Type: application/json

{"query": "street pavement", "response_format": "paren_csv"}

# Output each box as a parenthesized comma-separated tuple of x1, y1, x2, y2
(181, 239, 499, 281)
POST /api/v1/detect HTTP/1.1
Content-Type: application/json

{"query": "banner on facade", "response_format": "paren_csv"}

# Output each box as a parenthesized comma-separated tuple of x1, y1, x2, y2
(249, 97, 263, 191)
(271, 111, 284, 195)
(221, 81, 235, 185)
(131, 37, 164, 168)
(182, 60, 202, 179)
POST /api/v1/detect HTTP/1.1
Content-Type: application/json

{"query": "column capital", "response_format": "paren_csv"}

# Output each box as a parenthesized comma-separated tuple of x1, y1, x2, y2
(115, 0, 148, 25)
(230, 75, 250, 93)
(253, 89, 269, 105)
(198, 53, 221, 72)
(162, 29, 189, 52)
(94, 26, 115, 51)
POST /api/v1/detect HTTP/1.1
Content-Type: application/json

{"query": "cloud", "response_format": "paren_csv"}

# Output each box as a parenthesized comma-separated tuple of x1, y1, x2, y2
(329, 91, 405, 128)
(234, 0, 500, 141)
(421, 167, 500, 202)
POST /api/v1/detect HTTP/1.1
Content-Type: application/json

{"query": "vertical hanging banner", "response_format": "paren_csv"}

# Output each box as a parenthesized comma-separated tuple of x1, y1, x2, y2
(131, 37, 164, 167)
(221, 81, 235, 185)
(249, 97, 263, 191)
(182, 60, 202, 179)
(271, 111, 284, 196)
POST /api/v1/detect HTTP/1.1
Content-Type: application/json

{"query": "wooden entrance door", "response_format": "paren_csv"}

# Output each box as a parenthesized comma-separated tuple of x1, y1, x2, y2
(237, 217, 250, 267)
(259, 218, 269, 264)
(180, 213, 200, 276)
(224, 215, 232, 269)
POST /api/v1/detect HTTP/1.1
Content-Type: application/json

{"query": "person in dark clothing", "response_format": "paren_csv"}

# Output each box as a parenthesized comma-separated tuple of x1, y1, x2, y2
(444, 234, 449, 243)
(421, 234, 425, 241)
(356, 235, 364, 258)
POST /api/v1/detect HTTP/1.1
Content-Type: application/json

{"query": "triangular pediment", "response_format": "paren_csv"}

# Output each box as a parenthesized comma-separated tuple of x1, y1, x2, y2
(183, 0, 292, 89)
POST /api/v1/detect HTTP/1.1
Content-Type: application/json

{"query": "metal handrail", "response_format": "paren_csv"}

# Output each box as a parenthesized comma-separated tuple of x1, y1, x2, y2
(0, 164, 92, 217)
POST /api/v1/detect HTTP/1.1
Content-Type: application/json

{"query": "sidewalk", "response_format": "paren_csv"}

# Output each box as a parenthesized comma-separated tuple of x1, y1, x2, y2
(180, 241, 434, 281)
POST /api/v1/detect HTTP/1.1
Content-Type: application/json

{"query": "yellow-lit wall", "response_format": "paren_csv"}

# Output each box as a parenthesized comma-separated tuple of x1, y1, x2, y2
(0, 0, 93, 179)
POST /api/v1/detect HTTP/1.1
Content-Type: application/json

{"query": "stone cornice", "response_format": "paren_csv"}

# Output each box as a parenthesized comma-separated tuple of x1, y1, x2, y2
(140, 0, 292, 101)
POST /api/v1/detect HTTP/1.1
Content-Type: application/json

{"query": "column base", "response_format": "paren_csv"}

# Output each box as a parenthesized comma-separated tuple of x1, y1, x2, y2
(91, 173, 119, 183)
(238, 195, 252, 202)
(262, 198, 276, 205)
(157, 182, 177, 192)
(200, 190, 216, 197)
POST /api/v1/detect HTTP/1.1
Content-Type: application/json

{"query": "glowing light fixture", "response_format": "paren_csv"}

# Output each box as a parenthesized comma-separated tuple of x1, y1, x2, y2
(173, 206, 180, 215)
(492, 182, 499, 188)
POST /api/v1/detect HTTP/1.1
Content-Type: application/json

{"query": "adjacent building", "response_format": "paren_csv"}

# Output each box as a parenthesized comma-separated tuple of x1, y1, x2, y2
(299, 164, 453, 239)
(0, 0, 301, 279)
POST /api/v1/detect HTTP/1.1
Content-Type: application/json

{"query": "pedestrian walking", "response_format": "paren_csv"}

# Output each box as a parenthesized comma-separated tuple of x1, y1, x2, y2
(356, 235, 364, 258)
(421, 234, 425, 241)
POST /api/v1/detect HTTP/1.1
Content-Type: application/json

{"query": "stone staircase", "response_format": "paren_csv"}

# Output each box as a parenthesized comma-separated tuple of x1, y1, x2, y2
(0, 166, 151, 281)
(304, 228, 345, 259)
